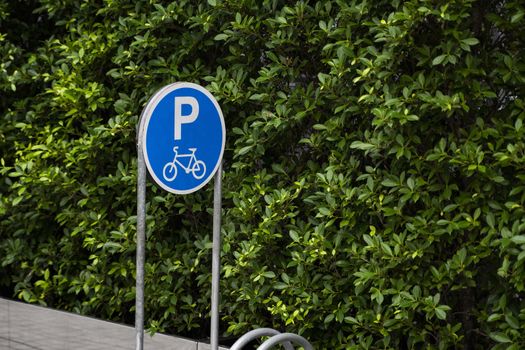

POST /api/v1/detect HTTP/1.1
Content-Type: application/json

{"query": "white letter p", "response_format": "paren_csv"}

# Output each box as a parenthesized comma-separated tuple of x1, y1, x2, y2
(174, 96, 199, 140)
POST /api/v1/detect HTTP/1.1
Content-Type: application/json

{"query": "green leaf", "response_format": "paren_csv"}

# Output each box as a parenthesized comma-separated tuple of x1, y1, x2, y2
(380, 242, 393, 256)
(273, 282, 288, 290)
(381, 178, 398, 187)
(237, 145, 253, 156)
(511, 235, 525, 244)
(318, 207, 331, 216)
(486, 212, 495, 228)
(434, 305, 450, 320)
(462, 38, 480, 46)
(432, 54, 447, 66)
(489, 332, 512, 343)
(505, 313, 520, 329)
(511, 11, 524, 23)
(271, 163, 286, 175)
(350, 141, 376, 151)
(515, 118, 522, 131)
(214, 33, 228, 41)
(12, 196, 23, 206)
(487, 313, 502, 322)
(249, 93, 264, 100)
(324, 314, 334, 323)
(262, 271, 276, 278)
(435, 308, 446, 320)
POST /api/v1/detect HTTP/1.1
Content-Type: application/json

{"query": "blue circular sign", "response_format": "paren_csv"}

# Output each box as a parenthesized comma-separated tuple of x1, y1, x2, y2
(139, 82, 225, 194)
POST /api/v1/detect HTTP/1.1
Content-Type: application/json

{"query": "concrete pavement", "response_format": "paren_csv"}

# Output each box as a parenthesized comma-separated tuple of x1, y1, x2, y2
(0, 298, 227, 350)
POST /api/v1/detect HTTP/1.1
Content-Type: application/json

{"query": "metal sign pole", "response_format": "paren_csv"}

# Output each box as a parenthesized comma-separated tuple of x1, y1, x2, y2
(135, 139, 146, 350)
(210, 162, 223, 350)
(137, 82, 225, 350)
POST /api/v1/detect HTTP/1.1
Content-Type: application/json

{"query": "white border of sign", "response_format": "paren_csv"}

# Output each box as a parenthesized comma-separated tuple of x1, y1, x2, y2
(138, 82, 226, 195)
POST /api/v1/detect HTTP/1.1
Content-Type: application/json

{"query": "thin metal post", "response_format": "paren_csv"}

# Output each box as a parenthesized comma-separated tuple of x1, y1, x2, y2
(135, 139, 147, 350)
(210, 162, 223, 350)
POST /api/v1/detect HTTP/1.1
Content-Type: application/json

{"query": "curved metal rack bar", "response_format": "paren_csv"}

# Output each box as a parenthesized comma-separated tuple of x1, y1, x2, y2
(257, 333, 313, 350)
(229, 328, 294, 350)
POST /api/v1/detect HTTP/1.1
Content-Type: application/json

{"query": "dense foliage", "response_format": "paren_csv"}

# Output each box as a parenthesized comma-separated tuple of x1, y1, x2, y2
(1, 0, 525, 348)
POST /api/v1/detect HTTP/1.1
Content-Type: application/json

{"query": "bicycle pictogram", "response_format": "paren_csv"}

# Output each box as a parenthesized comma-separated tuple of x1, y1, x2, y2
(163, 146, 206, 181)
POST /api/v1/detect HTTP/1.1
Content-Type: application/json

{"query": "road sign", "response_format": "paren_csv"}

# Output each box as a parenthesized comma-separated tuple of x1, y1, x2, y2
(139, 82, 225, 194)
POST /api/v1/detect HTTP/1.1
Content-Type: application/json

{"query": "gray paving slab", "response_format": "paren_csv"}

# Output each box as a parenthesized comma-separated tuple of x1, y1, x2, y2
(0, 298, 229, 350)
(0, 298, 8, 333)
(0, 337, 9, 350)
(198, 342, 229, 350)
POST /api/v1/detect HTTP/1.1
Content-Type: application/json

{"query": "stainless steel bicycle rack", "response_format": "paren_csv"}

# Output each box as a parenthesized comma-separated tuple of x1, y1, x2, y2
(230, 328, 313, 350)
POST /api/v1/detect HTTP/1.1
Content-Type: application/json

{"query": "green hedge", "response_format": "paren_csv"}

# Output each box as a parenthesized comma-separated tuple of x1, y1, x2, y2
(1, 0, 525, 348)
